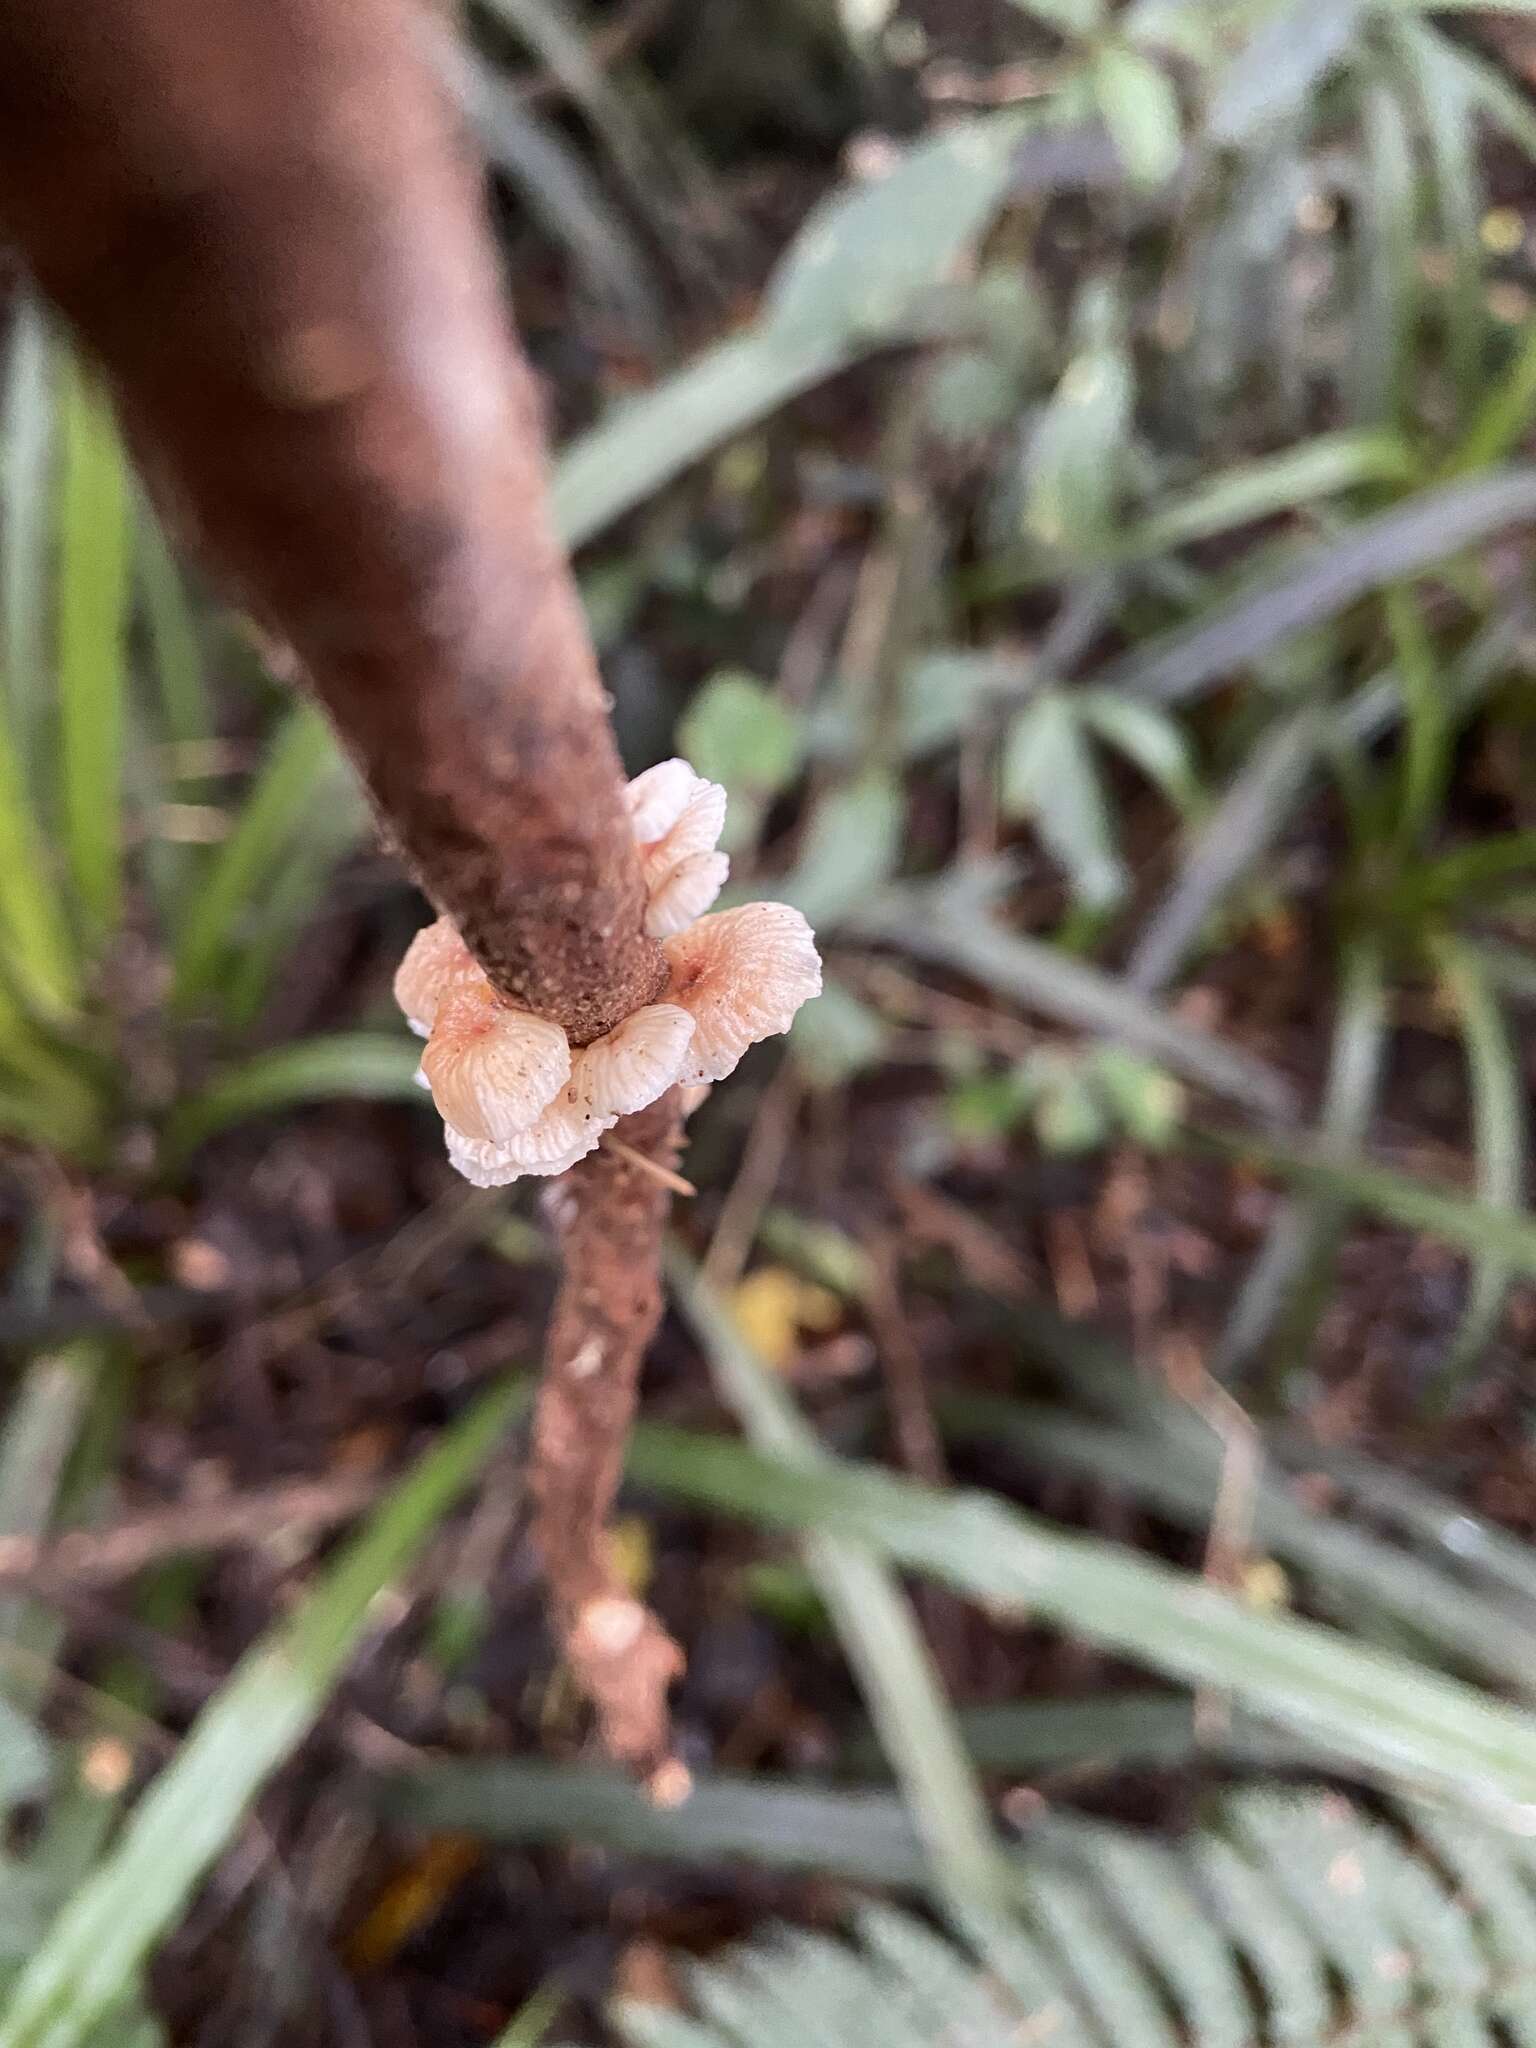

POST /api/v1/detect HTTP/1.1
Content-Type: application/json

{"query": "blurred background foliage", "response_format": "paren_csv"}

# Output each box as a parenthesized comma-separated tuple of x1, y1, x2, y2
(10, 0, 1536, 2040)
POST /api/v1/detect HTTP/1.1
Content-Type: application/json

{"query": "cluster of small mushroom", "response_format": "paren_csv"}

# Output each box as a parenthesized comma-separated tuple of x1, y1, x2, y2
(395, 759, 822, 1185)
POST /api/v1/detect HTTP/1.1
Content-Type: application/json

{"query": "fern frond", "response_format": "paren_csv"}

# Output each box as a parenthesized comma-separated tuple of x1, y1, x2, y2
(613, 1789, 1536, 2048)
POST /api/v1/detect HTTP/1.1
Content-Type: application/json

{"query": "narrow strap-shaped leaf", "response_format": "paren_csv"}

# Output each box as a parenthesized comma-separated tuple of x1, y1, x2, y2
(1429, 940, 1527, 1400)
(0, 1379, 522, 2048)
(669, 1253, 1013, 1918)
(55, 351, 130, 947)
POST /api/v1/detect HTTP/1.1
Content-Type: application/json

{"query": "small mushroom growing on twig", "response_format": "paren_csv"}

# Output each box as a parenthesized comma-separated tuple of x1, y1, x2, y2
(397, 760, 821, 1185)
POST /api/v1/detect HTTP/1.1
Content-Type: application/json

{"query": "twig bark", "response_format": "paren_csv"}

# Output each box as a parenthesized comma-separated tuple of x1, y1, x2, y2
(0, 0, 684, 1763)
(0, 0, 662, 1039)
(535, 1093, 686, 1777)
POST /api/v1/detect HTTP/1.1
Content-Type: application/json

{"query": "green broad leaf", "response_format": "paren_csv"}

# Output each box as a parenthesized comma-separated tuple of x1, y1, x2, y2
(898, 650, 1033, 758)
(679, 671, 805, 850)
(554, 112, 1034, 548)
(1091, 41, 1184, 187)
(163, 1035, 428, 1161)
(1024, 343, 1135, 557)
(55, 352, 130, 948)
(1003, 694, 1127, 910)
(1076, 689, 1201, 812)
(776, 770, 903, 929)
(766, 111, 1032, 342)
(1207, 0, 1363, 145)
(1004, 0, 1104, 31)
(1091, 1047, 1184, 1147)
(133, 508, 208, 749)
(1353, 78, 1418, 429)
(554, 329, 852, 552)
(0, 1380, 524, 2048)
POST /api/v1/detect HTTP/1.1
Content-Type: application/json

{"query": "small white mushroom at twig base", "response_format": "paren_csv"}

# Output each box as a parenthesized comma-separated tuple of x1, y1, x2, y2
(395, 763, 818, 1187)
(664, 902, 822, 1084)
(439, 1007, 695, 1184)
(643, 850, 729, 938)
(447, 1103, 607, 1185)
(624, 757, 699, 842)
(571, 1002, 696, 1118)
(627, 763, 730, 937)
(420, 986, 571, 1144)
(393, 914, 484, 1036)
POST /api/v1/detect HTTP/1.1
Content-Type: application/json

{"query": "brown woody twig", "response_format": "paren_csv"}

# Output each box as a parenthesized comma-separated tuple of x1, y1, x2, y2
(0, 0, 685, 1771)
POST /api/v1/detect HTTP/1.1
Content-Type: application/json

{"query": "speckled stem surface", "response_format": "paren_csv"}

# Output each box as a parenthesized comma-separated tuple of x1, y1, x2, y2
(0, 0, 666, 1040)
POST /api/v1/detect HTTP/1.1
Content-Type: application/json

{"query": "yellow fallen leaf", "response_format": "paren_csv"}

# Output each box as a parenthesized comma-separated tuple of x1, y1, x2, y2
(729, 1265, 843, 1369)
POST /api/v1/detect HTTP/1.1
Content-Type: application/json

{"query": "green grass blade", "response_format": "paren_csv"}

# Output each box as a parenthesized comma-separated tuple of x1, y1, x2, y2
(1392, 19, 1486, 415)
(1352, 78, 1418, 428)
(384, 1758, 934, 1886)
(0, 1379, 522, 2048)
(1123, 432, 1413, 559)
(490, 1985, 565, 2048)
(163, 1035, 426, 1161)
(554, 110, 1031, 547)
(1127, 707, 1323, 994)
(1430, 943, 1527, 1398)
(1201, 1127, 1536, 1275)
(1216, 940, 1388, 1378)
(553, 330, 851, 551)
(1090, 468, 1536, 705)
(133, 505, 208, 748)
(852, 868, 1294, 1118)
(0, 1348, 92, 1692)
(55, 352, 130, 947)
(2, 289, 53, 746)
(170, 702, 342, 1007)
(669, 1252, 1012, 1916)
(0, 323, 75, 1015)
(623, 1423, 1536, 1817)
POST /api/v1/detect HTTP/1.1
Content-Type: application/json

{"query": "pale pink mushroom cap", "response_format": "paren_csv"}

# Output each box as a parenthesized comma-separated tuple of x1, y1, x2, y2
(569, 1002, 696, 1117)
(438, 1002, 697, 1185)
(400, 767, 819, 1186)
(393, 915, 484, 1037)
(644, 849, 730, 939)
(626, 760, 730, 938)
(420, 986, 571, 1146)
(663, 902, 822, 1084)
(625, 757, 699, 841)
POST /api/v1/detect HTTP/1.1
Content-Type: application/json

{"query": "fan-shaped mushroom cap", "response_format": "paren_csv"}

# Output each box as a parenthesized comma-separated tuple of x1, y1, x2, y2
(394, 916, 484, 1036)
(628, 762, 729, 938)
(625, 758, 698, 842)
(663, 902, 822, 1084)
(420, 986, 571, 1145)
(638, 777, 726, 876)
(643, 849, 730, 939)
(446, 1110, 603, 1186)
(572, 1002, 696, 1118)
(439, 1004, 696, 1185)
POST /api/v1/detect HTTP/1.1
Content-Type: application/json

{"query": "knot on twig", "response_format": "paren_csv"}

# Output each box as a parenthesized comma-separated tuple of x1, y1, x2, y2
(395, 759, 821, 1184)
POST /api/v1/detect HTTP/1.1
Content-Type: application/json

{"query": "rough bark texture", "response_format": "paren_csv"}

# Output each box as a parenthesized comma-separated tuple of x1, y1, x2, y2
(534, 1093, 686, 1774)
(0, 0, 664, 1039)
(0, 0, 685, 1764)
